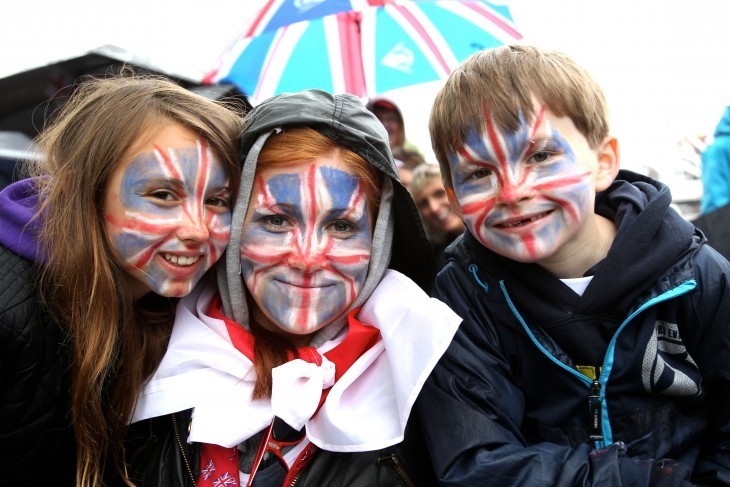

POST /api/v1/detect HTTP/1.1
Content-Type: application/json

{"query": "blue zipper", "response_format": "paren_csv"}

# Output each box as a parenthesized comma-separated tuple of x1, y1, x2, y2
(497, 278, 697, 449)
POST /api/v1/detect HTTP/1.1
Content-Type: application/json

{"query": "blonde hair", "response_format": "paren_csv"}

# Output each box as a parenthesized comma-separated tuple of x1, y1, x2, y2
(408, 163, 442, 201)
(29, 74, 243, 486)
(430, 44, 609, 188)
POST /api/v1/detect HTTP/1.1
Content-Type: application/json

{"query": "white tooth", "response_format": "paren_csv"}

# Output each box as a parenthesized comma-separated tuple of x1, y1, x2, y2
(170, 255, 179, 264)
(183, 256, 194, 266)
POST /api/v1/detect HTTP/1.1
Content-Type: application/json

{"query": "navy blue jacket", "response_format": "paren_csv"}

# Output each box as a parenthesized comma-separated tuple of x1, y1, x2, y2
(417, 171, 730, 486)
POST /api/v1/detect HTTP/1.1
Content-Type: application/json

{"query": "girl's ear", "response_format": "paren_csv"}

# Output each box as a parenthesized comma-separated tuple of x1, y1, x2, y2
(445, 185, 463, 219)
(595, 136, 620, 192)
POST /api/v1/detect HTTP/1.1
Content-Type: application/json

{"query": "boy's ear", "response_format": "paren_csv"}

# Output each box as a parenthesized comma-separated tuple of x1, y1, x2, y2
(595, 136, 620, 192)
(445, 185, 464, 218)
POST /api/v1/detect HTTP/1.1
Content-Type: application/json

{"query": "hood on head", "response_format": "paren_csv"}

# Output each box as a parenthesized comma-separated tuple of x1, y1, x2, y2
(365, 96, 406, 147)
(365, 96, 404, 122)
(217, 90, 434, 335)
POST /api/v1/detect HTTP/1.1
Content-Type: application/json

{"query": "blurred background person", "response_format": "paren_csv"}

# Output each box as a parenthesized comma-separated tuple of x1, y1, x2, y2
(693, 106, 730, 260)
(367, 96, 426, 169)
(409, 163, 465, 270)
(391, 146, 426, 188)
(700, 107, 730, 215)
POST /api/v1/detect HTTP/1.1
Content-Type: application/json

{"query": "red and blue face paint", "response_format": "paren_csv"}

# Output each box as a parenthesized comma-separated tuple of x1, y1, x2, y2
(448, 105, 597, 264)
(104, 127, 231, 299)
(241, 157, 371, 340)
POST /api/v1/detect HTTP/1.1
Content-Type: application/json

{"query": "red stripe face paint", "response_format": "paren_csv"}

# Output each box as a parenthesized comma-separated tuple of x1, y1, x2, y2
(104, 125, 232, 299)
(241, 156, 372, 342)
(448, 105, 602, 265)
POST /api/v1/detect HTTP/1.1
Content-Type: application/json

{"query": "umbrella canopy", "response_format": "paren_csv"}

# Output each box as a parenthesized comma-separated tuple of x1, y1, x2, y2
(205, 0, 521, 104)
(239, 0, 400, 37)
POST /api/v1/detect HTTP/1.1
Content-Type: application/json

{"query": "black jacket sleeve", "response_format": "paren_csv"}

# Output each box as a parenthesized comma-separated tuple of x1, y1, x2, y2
(0, 245, 76, 486)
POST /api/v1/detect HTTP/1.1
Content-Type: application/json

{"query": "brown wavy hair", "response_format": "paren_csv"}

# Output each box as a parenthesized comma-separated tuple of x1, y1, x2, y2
(248, 127, 381, 399)
(28, 74, 243, 486)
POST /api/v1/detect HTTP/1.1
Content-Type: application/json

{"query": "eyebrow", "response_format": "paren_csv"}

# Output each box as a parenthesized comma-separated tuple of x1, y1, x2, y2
(132, 176, 186, 188)
(324, 207, 362, 218)
(254, 202, 297, 213)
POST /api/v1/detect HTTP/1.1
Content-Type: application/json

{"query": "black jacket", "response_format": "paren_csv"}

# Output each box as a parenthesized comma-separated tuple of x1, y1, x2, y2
(126, 409, 435, 487)
(0, 244, 76, 486)
(417, 171, 730, 486)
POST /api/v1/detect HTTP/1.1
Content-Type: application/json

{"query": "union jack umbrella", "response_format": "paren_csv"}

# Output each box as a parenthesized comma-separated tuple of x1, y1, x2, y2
(204, 0, 522, 104)
(233, 0, 401, 37)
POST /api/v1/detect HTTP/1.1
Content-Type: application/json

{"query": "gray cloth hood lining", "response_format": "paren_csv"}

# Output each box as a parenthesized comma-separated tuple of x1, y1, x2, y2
(216, 130, 274, 325)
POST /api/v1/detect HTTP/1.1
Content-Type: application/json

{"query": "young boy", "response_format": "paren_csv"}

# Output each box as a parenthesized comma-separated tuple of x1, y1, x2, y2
(418, 44, 730, 486)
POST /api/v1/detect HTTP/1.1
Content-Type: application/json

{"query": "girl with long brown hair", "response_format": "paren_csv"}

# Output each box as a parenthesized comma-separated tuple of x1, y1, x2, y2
(0, 75, 243, 486)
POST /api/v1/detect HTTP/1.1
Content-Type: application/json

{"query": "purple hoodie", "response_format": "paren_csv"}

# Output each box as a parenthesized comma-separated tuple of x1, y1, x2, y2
(0, 178, 42, 262)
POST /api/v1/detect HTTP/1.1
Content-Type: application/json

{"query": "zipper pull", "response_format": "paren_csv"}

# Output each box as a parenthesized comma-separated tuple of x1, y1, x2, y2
(588, 379, 604, 442)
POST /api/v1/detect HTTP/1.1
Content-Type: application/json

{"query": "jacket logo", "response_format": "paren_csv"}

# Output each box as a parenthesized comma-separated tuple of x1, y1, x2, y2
(641, 320, 701, 397)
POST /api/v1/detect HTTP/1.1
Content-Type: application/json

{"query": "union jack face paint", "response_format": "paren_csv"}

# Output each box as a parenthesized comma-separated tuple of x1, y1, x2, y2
(104, 125, 232, 300)
(241, 156, 372, 341)
(449, 105, 600, 265)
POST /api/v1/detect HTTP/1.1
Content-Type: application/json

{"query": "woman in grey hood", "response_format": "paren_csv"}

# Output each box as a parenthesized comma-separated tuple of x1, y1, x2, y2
(126, 90, 461, 486)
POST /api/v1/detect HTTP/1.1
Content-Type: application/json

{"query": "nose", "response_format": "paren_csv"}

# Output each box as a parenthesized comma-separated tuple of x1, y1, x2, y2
(176, 212, 210, 242)
(496, 179, 533, 206)
(287, 234, 326, 270)
(286, 248, 327, 272)
(426, 197, 441, 219)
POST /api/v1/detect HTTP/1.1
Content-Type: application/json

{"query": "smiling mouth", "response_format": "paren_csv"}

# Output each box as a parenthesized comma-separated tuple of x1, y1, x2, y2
(434, 208, 452, 222)
(163, 253, 201, 266)
(495, 210, 553, 228)
(275, 279, 333, 289)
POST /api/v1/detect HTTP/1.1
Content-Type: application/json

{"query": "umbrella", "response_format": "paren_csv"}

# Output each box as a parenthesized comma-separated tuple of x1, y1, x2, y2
(237, 0, 401, 37)
(204, 0, 521, 104)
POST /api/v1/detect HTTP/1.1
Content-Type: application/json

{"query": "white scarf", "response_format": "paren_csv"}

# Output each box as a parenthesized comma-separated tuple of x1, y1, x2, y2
(132, 270, 461, 452)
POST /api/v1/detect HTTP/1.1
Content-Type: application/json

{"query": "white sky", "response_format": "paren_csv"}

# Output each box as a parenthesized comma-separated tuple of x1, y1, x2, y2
(2, 0, 730, 176)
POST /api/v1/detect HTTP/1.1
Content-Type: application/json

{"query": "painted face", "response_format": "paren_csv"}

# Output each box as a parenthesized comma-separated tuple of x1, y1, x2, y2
(449, 104, 601, 264)
(415, 178, 464, 235)
(104, 124, 231, 300)
(241, 156, 372, 341)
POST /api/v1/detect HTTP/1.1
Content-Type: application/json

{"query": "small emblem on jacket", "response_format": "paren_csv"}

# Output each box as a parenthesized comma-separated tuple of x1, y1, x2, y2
(642, 320, 701, 397)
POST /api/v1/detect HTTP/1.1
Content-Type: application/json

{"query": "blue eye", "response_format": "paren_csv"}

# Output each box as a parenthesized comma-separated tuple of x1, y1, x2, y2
(528, 151, 552, 164)
(328, 220, 357, 236)
(267, 215, 285, 226)
(260, 214, 292, 232)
